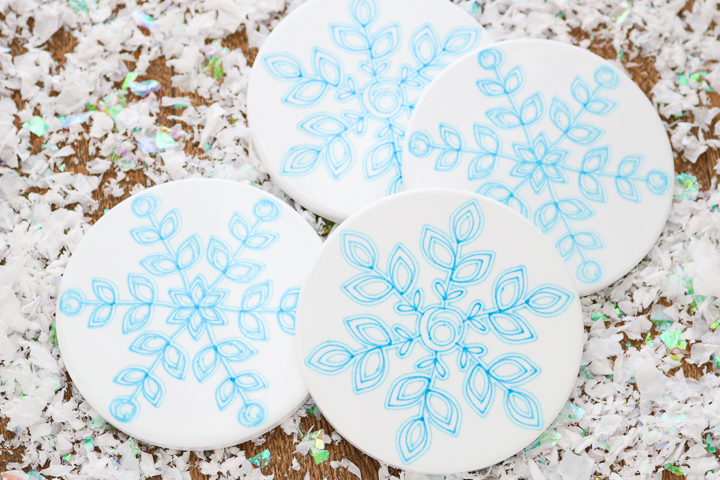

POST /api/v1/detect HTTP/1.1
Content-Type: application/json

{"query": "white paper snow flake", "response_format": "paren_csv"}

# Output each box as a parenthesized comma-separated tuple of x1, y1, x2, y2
(2, 0, 720, 478)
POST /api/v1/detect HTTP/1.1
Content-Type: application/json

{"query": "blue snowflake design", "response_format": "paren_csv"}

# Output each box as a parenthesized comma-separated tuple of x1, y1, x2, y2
(305, 199, 574, 464)
(59, 194, 300, 428)
(261, 0, 482, 194)
(407, 48, 671, 285)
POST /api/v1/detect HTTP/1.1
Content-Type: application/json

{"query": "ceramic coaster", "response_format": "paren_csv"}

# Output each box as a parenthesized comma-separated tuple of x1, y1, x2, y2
(56, 180, 322, 450)
(403, 39, 674, 296)
(247, 0, 492, 222)
(296, 189, 583, 474)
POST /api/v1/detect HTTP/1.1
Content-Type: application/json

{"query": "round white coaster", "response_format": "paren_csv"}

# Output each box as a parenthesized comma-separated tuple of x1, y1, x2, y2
(247, 0, 492, 222)
(57, 180, 322, 450)
(403, 39, 674, 296)
(296, 189, 583, 474)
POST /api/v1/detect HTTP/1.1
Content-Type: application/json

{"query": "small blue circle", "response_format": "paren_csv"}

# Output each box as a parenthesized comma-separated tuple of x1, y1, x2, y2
(131, 195, 159, 217)
(477, 49, 504, 70)
(59, 289, 85, 316)
(577, 260, 603, 284)
(646, 170, 669, 195)
(408, 132, 433, 157)
(253, 199, 281, 222)
(594, 66, 619, 89)
(110, 396, 140, 423)
(238, 401, 267, 427)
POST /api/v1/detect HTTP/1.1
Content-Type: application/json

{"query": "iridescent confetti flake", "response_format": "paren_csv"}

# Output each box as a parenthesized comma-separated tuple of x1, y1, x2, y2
(129, 80, 162, 97)
(49, 323, 58, 347)
(69, 0, 89, 13)
(27, 471, 45, 480)
(99, 92, 127, 120)
(131, 10, 158, 30)
(660, 329, 687, 360)
(301, 429, 329, 464)
(58, 112, 91, 129)
(705, 434, 717, 454)
(714, 354, 720, 370)
(675, 174, 700, 201)
(665, 464, 684, 476)
(84, 437, 95, 451)
(610, 0, 632, 25)
(645, 332, 653, 347)
(248, 449, 271, 468)
(22, 117, 50, 136)
(591, 312, 610, 322)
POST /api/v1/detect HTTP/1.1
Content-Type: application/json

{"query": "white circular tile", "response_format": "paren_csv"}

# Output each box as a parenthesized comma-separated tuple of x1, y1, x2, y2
(403, 39, 674, 295)
(247, 0, 492, 222)
(296, 189, 583, 474)
(57, 180, 322, 450)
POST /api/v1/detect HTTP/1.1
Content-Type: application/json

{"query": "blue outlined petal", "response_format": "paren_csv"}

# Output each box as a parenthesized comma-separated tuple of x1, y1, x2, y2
(489, 354, 541, 386)
(299, 113, 348, 138)
(306, 341, 355, 374)
(476, 182, 530, 218)
(567, 123, 603, 145)
(114, 366, 148, 386)
(585, 97, 618, 115)
(520, 93, 544, 126)
(92, 278, 117, 303)
(450, 199, 483, 243)
(616, 177, 640, 202)
(176, 234, 202, 270)
(325, 136, 355, 179)
(421, 225, 456, 270)
(207, 236, 231, 272)
(234, 371, 268, 392)
(473, 124, 500, 154)
(618, 155, 643, 177)
(262, 53, 304, 80)
(158, 209, 180, 240)
(127, 274, 156, 303)
(493, 266, 527, 310)
(425, 389, 461, 436)
(330, 23, 369, 52)
(89, 304, 116, 328)
(130, 226, 161, 245)
(245, 232, 279, 250)
(162, 344, 188, 380)
(525, 285, 574, 317)
(486, 107, 521, 129)
(534, 201, 559, 233)
(503, 65, 524, 95)
(277, 287, 300, 334)
(571, 76, 591, 104)
(439, 123, 463, 150)
(228, 211, 252, 242)
(476, 78, 505, 97)
(129, 332, 169, 355)
(340, 231, 378, 270)
(371, 23, 401, 59)
(238, 312, 269, 341)
(387, 244, 418, 295)
(141, 253, 178, 276)
(142, 374, 164, 407)
(215, 377, 236, 411)
(410, 24, 439, 65)
(193, 345, 219, 383)
(397, 416, 431, 464)
(464, 364, 494, 416)
(345, 314, 392, 347)
(487, 312, 536, 344)
(442, 27, 481, 55)
(225, 260, 264, 283)
(241, 281, 272, 310)
(282, 79, 329, 107)
(504, 389, 543, 429)
(579, 173, 607, 203)
(216, 339, 258, 362)
(342, 273, 393, 305)
(364, 141, 395, 179)
(312, 48, 343, 86)
(549, 97, 573, 132)
(352, 348, 388, 392)
(451, 252, 494, 285)
(386, 375, 430, 409)
(557, 198, 595, 221)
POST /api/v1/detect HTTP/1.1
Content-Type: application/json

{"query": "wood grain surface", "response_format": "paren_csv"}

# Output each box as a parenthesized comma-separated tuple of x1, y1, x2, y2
(1, 16, 718, 480)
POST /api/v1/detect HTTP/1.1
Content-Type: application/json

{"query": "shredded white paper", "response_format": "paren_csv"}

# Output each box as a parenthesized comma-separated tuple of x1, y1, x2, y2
(1, 0, 719, 478)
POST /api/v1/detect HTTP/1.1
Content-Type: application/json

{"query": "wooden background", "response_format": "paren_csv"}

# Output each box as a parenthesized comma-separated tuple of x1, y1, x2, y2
(1, 12, 719, 480)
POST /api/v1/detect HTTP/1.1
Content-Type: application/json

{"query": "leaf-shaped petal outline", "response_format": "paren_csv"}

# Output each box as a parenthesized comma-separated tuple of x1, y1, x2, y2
(262, 53, 304, 80)
(487, 311, 537, 344)
(425, 388, 461, 436)
(385, 375, 430, 409)
(450, 199, 483, 244)
(311, 48, 343, 86)
(442, 27, 481, 55)
(409, 24, 440, 66)
(305, 341, 355, 375)
(352, 348, 388, 393)
(488, 354, 541, 386)
(342, 273, 393, 305)
(492, 266, 527, 311)
(463, 364, 494, 417)
(344, 314, 392, 347)
(330, 23, 370, 53)
(396, 416, 431, 464)
(503, 389, 543, 430)
(524, 285, 574, 317)
(420, 225, 456, 270)
(340, 230, 378, 270)
(387, 244, 418, 295)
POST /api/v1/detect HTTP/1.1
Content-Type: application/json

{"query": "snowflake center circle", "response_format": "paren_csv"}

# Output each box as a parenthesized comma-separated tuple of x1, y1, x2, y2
(361, 80, 404, 119)
(418, 307, 464, 352)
